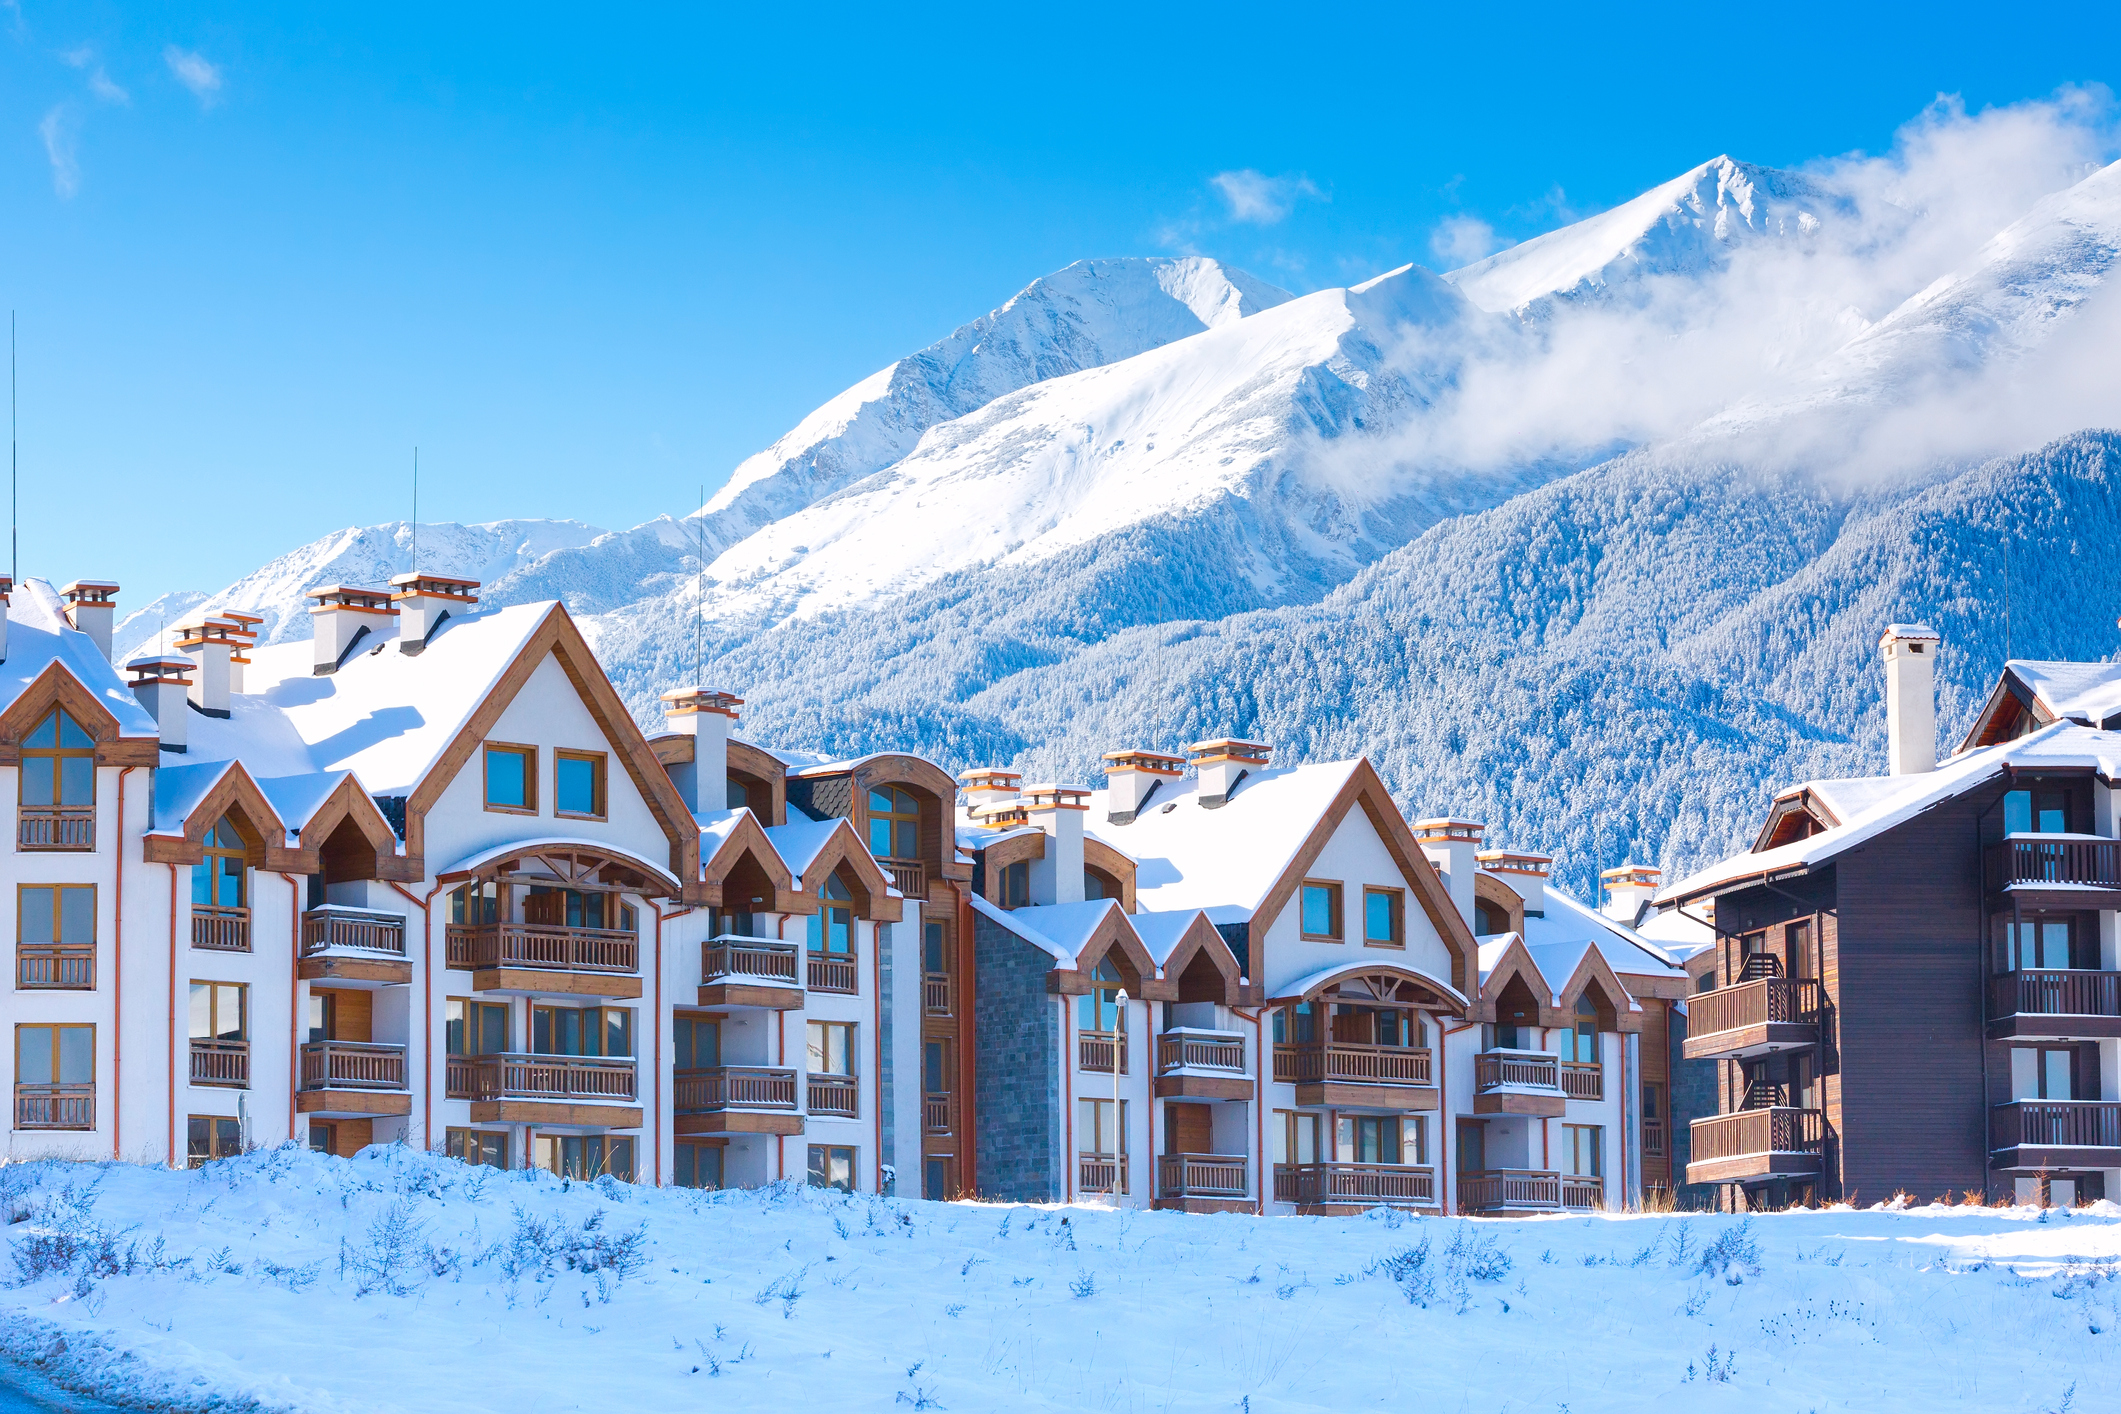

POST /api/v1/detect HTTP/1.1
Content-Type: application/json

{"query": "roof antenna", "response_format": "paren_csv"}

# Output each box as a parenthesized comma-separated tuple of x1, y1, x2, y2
(10, 309, 17, 588)
(695, 483, 704, 685)
(411, 446, 419, 576)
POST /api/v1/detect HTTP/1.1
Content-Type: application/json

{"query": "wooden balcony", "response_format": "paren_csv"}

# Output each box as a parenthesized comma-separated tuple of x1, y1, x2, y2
(1685, 1106, 1824, 1185)
(808, 1074, 859, 1118)
(923, 1091, 953, 1135)
(699, 937, 803, 1008)
(1459, 1168, 1601, 1212)
(448, 922, 640, 998)
(1643, 1117, 1665, 1158)
(1989, 970, 2121, 1040)
(923, 971, 952, 1016)
(1274, 1162, 1435, 1212)
(807, 953, 858, 994)
(1156, 1153, 1249, 1211)
(16, 941, 93, 989)
(18, 805, 93, 851)
(297, 1041, 412, 1117)
(14, 1082, 94, 1130)
(1561, 1176, 1605, 1210)
(1560, 1061, 1604, 1100)
(299, 907, 411, 984)
(1683, 977, 1822, 1060)
(189, 1038, 250, 1088)
(448, 1052, 641, 1128)
(881, 858, 926, 898)
(673, 1065, 802, 1137)
(1155, 1029, 1250, 1099)
(1991, 1100, 2121, 1170)
(1078, 1152, 1126, 1194)
(191, 906, 251, 953)
(1275, 1042, 1436, 1110)
(1079, 1029, 1126, 1074)
(1472, 1049, 1566, 1117)
(1986, 835, 2121, 907)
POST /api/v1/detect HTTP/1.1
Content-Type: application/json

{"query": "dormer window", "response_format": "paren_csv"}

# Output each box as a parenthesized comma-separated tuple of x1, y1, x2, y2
(999, 860, 1031, 909)
(19, 709, 95, 851)
(191, 815, 252, 952)
(868, 786, 920, 861)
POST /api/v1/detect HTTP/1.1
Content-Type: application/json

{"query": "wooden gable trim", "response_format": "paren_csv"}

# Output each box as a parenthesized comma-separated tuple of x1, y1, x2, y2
(400, 605, 700, 894)
(1554, 946, 1645, 1035)
(978, 830, 1046, 906)
(291, 775, 420, 883)
(1472, 935, 1548, 1026)
(727, 739, 788, 827)
(798, 819, 904, 924)
(702, 811, 809, 914)
(1055, 906, 1173, 1001)
(141, 762, 304, 870)
(1271, 960, 1466, 1012)
(1251, 760, 1479, 1004)
(843, 755, 973, 883)
(1959, 670, 2053, 754)
(0, 662, 159, 767)
(1082, 836, 1137, 911)
(1472, 873, 1524, 935)
(1156, 912, 1244, 1005)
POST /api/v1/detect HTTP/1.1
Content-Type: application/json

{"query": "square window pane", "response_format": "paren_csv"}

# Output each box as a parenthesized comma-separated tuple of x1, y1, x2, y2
(20, 757, 53, 807)
(59, 757, 94, 806)
(557, 756, 597, 815)
(19, 887, 54, 944)
(867, 818, 892, 858)
(59, 887, 93, 944)
(57, 1027, 93, 1083)
(1303, 886, 1333, 936)
(485, 749, 528, 808)
(17, 1027, 54, 1084)
(1365, 891, 1392, 941)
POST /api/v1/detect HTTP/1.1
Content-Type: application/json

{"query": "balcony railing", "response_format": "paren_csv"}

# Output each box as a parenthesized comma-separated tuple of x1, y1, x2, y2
(807, 954, 858, 994)
(18, 805, 93, 851)
(923, 971, 952, 1016)
(1079, 1029, 1126, 1073)
(1561, 1176, 1605, 1210)
(447, 1053, 638, 1102)
(14, 1082, 94, 1130)
(1993, 1100, 2121, 1150)
(299, 1041, 407, 1091)
(1643, 1118, 1666, 1157)
(447, 922, 638, 974)
(702, 936, 800, 987)
(1459, 1169, 1563, 1211)
(301, 907, 407, 957)
(1078, 1152, 1126, 1194)
(1273, 1042, 1432, 1086)
(923, 1091, 953, 1134)
(1689, 1106, 1824, 1163)
(1274, 1162, 1435, 1205)
(1987, 835, 2121, 890)
(1157, 1030, 1246, 1073)
(1473, 1049, 1560, 1091)
(16, 941, 93, 989)
(1688, 976, 1822, 1039)
(191, 906, 251, 953)
(881, 858, 925, 898)
(189, 1038, 250, 1088)
(1158, 1153, 1248, 1199)
(1991, 970, 2121, 1020)
(808, 1074, 859, 1117)
(1560, 1061, 1604, 1100)
(672, 1065, 796, 1112)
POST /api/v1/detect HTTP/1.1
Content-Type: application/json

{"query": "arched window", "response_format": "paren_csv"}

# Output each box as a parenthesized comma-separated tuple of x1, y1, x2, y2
(867, 786, 920, 861)
(20, 708, 95, 849)
(193, 815, 248, 911)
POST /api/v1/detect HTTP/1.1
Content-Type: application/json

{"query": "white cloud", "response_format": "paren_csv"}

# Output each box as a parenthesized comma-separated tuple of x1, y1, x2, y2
(1429, 215, 1500, 266)
(62, 46, 130, 104)
(1209, 169, 1323, 225)
(164, 45, 222, 107)
(38, 105, 78, 197)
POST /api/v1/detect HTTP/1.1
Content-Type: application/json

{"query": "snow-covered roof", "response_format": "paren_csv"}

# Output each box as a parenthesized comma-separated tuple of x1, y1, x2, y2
(2008, 660, 2121, 727)
(762, 818, 842, 878)
(996, 899, 1125, 965)
(1273, 957, 1470, 1010)
(441, 835, 683, 889)
(1474, 886, 1678, 1006)
(966, 893, 1074, 964)
(0, 579, 160, 739)
(1130, 909, 1210, 968)
(1634, 906, 1715, 961)
(150, 760, 248, 837)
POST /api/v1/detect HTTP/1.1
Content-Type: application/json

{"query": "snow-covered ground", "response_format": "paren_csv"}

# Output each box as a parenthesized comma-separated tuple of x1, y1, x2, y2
(2, 1148, 2114, 1413)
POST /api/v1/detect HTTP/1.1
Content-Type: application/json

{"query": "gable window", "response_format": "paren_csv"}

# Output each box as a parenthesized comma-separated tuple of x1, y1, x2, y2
(19, 708, 95, 850)
(483, 742, 537, 814)
(555, 750, 607, 820)
(1363, 887, 1404, 948)
(868, 786, 921, 861)
(1558, 996, 1600, 1064)
(15, 1023, 94, 1129)
(1301, 881, 1343, 941)
(999, 859, 1031, 909)
(807, 874, 858, 993)
(17, 883, 95, 989)
(190, 815, 251, 952)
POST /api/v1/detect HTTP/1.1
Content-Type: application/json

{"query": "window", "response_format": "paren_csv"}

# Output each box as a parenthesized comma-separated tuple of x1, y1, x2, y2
(1336, 1115, 1405, 1164)
(18, 883, 95, 989)
(1473, 899, 1511, 936)
(2012, 1046, 2077, 1100)
(867, 785, 920, 860)
(309, 1122, 338, 1155)
(1486, 1021, 1531, 1051)
(1456, 1119, 1485, 1172)
(20, 708, 94, 849)
(15, 1024, 94, 1128)
(1077, 1098, 1126, 1157)
(1272, 1002, 1317, 1046)
(922, 1156, 955, 1201)
(1363, 887, 1404, 947)
(1642, 1085, 1661, 1121)
(808, 874, 856, 955)
(808, 1020, 857, 1077)
(450, 882, 499, 925)
(923, 920, 950, 975)
(2000, 915, 2076, 972)
(187, 1115, 242, 1167)
(483, 742, 537, 813)
(675, 1014, 721, 1069)
(725, 777, 749, 811)
(1787, 919, 1815, 979)
(1077, 957, 1126, 1033)
(533, 1005, 632, 1057)
(308, 992, 336, 1043)
(1084, 870, 1106, 901)
(708, 907, 756, 940)
(1559, 996, 1599, 1064)
(923, 1039, 952, 1095)
(524, 885, 632, 932)
(446, 998, 510, 1055)
(808, 1144, 857, 1192)
(1301, 881, 1343, 940)
(2004, 788, 2070, 835)
(1401, 1115, 1429, 1166)
(676, 1141, 723, 1189)
(446, 1128, 509, 1170)
(191, 815, 248, 910)
(536, 1134, 633, 1181)
(999, 860, 1030, 909)
(1562, 1124, 1603, 1178)
(189, 981, 247, 1042)
(1273, 1110, 1320, 1165)
(555, 750, 607, 819)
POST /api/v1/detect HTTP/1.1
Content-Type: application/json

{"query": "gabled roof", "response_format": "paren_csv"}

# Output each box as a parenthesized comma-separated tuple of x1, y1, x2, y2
(0, 580, 160, 750)
(1972, 660, 2121, 744)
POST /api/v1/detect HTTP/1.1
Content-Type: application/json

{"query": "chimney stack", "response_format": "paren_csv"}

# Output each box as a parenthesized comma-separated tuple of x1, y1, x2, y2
(1102, 749, 1184, 824)
(1477, 849, 1552, 919)
(960, 767, 1024, 827)
(1022, 783, 1091, 905)
(128, 657, 193, 753)
(1880, 623, 1940, 775)
(1413, 818, 1485, 930)
(0, 575, 13, 663)
(220, 612, 262, 694)
(660, 686, 742, 816)
(1187, 738, 1271, 809)
(390, 572, 480, 655)
(60, 581, 119, 660)
(1600, 863, 1662, 925)
(174, 617, 243, 718)
(307, 586, 398, 675)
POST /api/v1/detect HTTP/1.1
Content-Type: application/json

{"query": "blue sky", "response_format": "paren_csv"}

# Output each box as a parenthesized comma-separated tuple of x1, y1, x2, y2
(4, 2, 2116, 604)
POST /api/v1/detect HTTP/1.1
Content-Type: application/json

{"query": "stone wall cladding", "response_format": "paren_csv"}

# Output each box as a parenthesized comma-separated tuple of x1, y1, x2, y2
(974, 911, 1061, 1202)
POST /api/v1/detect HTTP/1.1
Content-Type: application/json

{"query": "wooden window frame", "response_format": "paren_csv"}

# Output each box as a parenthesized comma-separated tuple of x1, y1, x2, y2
(867, 785, 921, 863)
(186, 1113, 243, 1167)
(19, 707, 97, 852)
(1300, 880, 1344, 942)
(807, 1143, 859, 1192)
(807, 1019, 859, 1079)
(189, 979, 248, 1041)
(676, 1140, 724, 1190)
(553, 748, 609, 822)
(481, 740, 539, 816)
(445, 1126, 511, 1170)
(1361, 886, 1405, 949)
(532, 1002, 634, 1059)
(1562, 1122, 1604, 1178)
(15, 1020, 96, 1086)
(999, 860, 1031, 909)
(17, 882, 97, 991)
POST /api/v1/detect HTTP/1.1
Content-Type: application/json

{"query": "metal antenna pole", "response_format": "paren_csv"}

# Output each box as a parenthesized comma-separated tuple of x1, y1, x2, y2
(695, 483, 704, 684)
(412, 447, 419, 575)
(11, 310, 16, 587)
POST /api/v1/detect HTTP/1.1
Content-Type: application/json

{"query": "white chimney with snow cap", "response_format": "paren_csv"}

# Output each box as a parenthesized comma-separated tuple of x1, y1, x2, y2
(960, 767, 1024, 827)
(661, 687, 742, 816)
(128, 657, 193, 753)
(1022, 783, 1091, 905)
(220, 612, 262, 694)
(60, 581, 119, 660)
(174, 616, 244, 718)
(1600, 863, 1662, 925)
(307, 586, 398, 675)
(1478, 848, 1552, 918)
(1187, 738, 1270, 809)
(390, 572, 480, 655)
(1881, 622, 1940, 775)
(1413, 818, 1485, 932)
(1102, 749, 1185, 825)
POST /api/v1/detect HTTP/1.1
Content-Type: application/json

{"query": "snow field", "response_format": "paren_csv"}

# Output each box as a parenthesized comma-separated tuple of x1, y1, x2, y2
(3, 1146, 2118, 1413)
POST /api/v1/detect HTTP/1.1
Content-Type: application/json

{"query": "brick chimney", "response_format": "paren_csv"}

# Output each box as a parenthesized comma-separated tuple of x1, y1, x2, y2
(174, 617, 244, 718)
(1187, 738, 1270, 809)
(128, 657, 193, 753)
(1413, 818, 1485, 930)
(307, 586, 397, 675)
(660, 686, 742, 816)
(1881, 623, 1940, 775)
(1022, 783, 1091, 905)
(60, 581, 119, 660)
(1600, 863, 1661, 925)
(1102, 749, 1184, 825)
(1478, 849, 1552, 918)
(390, 572, 479, 655)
